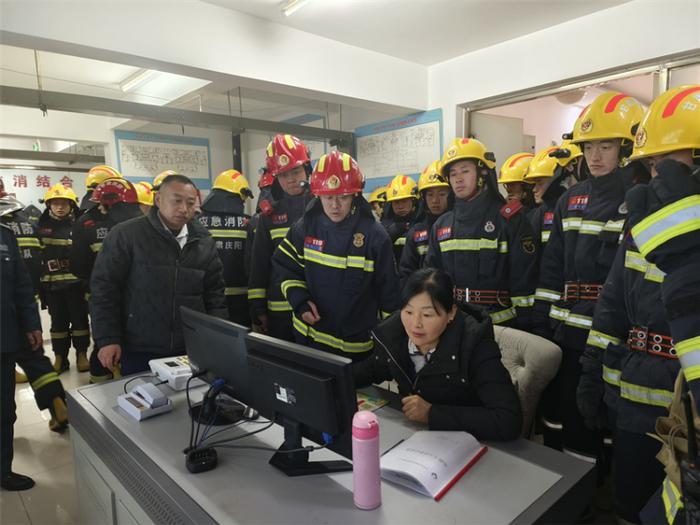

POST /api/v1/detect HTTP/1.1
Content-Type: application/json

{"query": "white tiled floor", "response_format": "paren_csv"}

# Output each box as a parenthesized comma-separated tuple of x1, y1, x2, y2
(2, 310, 89, 525)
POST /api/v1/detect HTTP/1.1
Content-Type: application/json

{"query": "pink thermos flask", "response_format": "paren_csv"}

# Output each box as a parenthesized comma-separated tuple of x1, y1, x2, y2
(352, 411, 381, 510)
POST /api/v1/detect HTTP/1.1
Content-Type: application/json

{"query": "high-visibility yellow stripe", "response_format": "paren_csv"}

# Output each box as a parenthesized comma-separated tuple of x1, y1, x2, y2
(511, 295, 535, 308)
(30, 372, 60, 391)
(281, 279, 307, 299)
(587, 329, 621, 350)
(90, 242, 102, 253)
(662, 476, 683, 525)
(278, 243, 304, 268)
(624, 249, 666, 283)
(247, 288, 266, 300)
(417, 245, 428, 255)
(631, 195, 700, 257)
(602, 365, 621, 387)
(72, 328, 90, 337)
(209, 229, 247, 239)
(284, 134, 295, 149)
(292, 315, 373, 353)
(317, 155, 326, 172)
(303, 249, 374, 272)
(50, 331, 69, 339)
(603, 219, 625, 233)
(270, 227, 290, 240)
(619, 381, 673, 408)
(541, 230, 550, 243)
(267, 300, 292, 312)
(535, 288, 561, 303)
(677, 336, 700, 381)
(17, 238, 41, 248)
(380, 310, 392, 320)
(225, 287, 248, 296)
(579, 220, 605, 235)
(394, 237, 406, 246)
(562, 217, 582, 232)
(41, 273, 79, 282)
(41, 238, 72, 246)
(549, 305, 592, 329)
(489, 306, 517, 324)
(342, 153, 351, 172)
(439, 238, 508, 253)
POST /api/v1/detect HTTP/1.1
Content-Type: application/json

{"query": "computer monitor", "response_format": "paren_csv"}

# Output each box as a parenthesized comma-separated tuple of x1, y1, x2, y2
(244, 332, 357, 477)
(181, 307, 251, 423)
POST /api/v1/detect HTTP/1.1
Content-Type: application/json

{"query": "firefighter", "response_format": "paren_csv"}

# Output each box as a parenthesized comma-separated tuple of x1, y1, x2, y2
(134, 181, 154, 215)
(0, 186, 68, 433)
(382, 174, 419, 263)
(533, 92, 644, 469)
(425, 138, 538, 329)
(200, 169, 253, 326)
(498, 152, 535, 208)
(71, 178, 142, 383)
(80, 165, 121, 213)
(575, 85, 699, 524)
(525, 142, 582, 249)
(247, 134, 313, 340)
(367, 185, 387, 221)
(38, 183, 90, 374)
(399, 160, 451, 287)
(272, 150, 400, 361)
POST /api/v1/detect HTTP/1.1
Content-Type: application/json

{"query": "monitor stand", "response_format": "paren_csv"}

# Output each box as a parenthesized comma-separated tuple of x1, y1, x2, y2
(269, 418, 352, 477)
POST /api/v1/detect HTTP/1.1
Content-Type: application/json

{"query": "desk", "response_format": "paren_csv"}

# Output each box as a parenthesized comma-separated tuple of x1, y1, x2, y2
(67, 379, 594, 524)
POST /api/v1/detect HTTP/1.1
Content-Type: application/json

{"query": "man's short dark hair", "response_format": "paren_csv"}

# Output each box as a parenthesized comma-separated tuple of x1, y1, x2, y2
(159, 174, 198, 191)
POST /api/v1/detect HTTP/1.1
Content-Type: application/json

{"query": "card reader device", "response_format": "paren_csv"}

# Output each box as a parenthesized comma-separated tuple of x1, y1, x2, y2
(149, 355, 204, 391)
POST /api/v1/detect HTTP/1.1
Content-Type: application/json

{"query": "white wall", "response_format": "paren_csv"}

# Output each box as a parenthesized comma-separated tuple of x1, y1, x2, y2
(429, 0, 700, 140)
(0, 0, 428, 112)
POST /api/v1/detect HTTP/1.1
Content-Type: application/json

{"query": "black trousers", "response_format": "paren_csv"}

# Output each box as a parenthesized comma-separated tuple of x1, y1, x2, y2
(226, 295, 251, 328)
(1, 353, 17, 477)
(45, 285, 90, 357)
(268, 311, 294, 342)
(15, 346, 64, 410)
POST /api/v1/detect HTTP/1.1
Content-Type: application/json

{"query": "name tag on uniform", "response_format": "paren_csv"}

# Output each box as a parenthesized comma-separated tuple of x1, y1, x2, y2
(436, 226, 452, 241)
(413, 229, 429, 243)
(272, 213, 288, 225)
(568, 195, 589, 211)
(543, 212, 554, 225)
(304, 236, 325, 252)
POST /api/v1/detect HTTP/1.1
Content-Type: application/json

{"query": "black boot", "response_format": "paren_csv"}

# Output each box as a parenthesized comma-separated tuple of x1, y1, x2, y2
(1, 472, 35, 491)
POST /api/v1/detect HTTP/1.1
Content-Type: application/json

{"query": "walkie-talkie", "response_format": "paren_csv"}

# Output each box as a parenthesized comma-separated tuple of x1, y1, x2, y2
(680, 380, 700, 524)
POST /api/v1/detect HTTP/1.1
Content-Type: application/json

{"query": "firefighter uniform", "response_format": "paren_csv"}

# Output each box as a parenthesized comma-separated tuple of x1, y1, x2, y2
(247, 134, 313, 341)
(425, 138, 538, 330)
(533, 92, 644, 462)
(38, 184, 90, 373)
(0, 195, 66, 432)
(272, 151, 400, 361)
(71, 179, 142, 381)
(200, 170, 253, 326)
(381, 174, 419, 264)
(399, 161, 451, 288)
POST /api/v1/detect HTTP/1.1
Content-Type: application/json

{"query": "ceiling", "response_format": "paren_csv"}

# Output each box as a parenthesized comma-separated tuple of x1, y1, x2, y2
(203, 0, 632, 65)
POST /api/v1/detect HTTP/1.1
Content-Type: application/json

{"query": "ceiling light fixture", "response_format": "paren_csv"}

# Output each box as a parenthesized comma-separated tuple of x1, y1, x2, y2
(280, 0, 310, 17)
(119, 69, 158, 93)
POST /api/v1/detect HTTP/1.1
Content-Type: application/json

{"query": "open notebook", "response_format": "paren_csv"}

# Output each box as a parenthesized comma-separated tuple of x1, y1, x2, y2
(380, 431, 487, 501)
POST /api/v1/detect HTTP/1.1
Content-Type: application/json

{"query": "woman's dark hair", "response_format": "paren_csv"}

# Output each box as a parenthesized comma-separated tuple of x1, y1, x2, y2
(400, 268, 454, 314)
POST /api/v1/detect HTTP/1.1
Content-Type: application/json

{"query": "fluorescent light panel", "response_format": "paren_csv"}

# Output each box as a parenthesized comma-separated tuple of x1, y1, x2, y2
(119, 69, 158, 92)
(280, 0, 310, 17)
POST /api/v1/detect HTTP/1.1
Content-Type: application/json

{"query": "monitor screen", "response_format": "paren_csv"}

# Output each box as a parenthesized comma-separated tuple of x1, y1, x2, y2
(245, 332, 357, 476)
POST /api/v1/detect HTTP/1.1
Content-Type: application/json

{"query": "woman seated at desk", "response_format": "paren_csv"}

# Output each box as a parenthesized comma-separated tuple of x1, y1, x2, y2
(354, 268, 522, 441)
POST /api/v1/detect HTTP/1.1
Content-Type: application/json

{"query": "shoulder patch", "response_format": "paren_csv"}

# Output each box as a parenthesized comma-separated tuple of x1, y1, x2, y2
(272, 213, 288, 225)
(83, 219, 96, 228)
(413, 229, 429, 243)
(304, 236, 325, 252)
(567, 194, 589, 212)
(543, 212, 554, 225)
(436, 226, 452, 241)
(500, 201, 523, 220)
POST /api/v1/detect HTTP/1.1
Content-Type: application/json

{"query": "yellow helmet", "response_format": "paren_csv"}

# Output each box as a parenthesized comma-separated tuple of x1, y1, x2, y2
(44, 183, 78, 205)
(558, 139, 583, 161)
(385, 174, 418, 202)
(367, 186, 387, 204)
(441, 138, 496, 175)
(524, 147, 563, 181)
(571, 91, 644, 145)
(134, 181, 154, 206)
(630, 85, 700, 160)
(212, 169, 253, 199)
(499, 153, 534, 184)
(418, 161, 449, 192)
(86, 165, 121, 189)
(153, 170, 180, 190)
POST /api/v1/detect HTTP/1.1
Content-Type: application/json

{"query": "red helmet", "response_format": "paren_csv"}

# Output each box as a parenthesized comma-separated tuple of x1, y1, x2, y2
(310, 150, 364, 196)
(91, 178, 138, 206)
(265, 134, 310, 176)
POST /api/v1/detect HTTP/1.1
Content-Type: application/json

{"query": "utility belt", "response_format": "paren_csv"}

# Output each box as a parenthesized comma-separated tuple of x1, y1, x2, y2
(563, 281, 603, 302)
(453, 287, 511, 307)
(46, 259, 70, 272)
(628, 326, 677, 360)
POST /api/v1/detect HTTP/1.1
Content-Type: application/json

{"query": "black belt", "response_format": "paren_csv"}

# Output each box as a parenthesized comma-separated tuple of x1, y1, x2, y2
(628, 326, 677, 360)
(453, 287, 511, 307)
(563, 282, 603, 301)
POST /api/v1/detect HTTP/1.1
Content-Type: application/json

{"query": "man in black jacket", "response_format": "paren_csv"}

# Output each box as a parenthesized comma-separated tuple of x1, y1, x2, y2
(90, 175, 227, 375)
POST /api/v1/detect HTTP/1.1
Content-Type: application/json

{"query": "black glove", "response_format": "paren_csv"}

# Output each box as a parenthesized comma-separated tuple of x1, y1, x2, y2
(577, 350, 607, 431)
